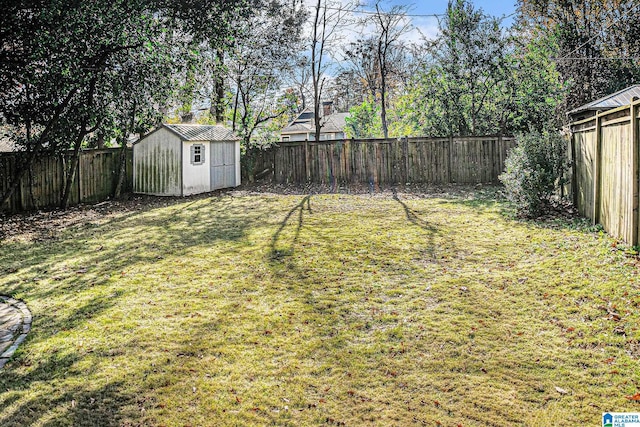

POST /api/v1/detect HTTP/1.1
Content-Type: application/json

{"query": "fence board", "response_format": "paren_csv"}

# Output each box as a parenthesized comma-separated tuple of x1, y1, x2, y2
(1, 148, 132, 214)
(248, 136, 514, 188)
(572, 128, 597, 219)
(569, 99, 640, 244)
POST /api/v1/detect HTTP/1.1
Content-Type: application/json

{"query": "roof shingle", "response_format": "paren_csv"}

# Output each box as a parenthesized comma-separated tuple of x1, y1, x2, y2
(164, 124, 237, 141)
(281, 110, 349, 134)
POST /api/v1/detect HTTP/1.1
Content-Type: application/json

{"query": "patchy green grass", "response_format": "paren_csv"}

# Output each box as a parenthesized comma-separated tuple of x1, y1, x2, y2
(1, 188, 640, 426)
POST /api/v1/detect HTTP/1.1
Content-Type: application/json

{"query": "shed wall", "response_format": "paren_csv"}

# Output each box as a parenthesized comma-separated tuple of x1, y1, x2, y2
(235, 140, 241, 186)
(133, 128, 182, 196)
(182, 141, 210, 195)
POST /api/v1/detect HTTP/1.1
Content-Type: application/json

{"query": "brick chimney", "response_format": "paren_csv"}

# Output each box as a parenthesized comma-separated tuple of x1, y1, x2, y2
(322, 101, 333, 117)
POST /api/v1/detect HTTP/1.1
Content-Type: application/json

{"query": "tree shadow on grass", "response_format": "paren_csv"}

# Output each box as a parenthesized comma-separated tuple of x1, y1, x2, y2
(392, 188, 440, 259)
(448, 189, 600, 235)
(0, 346, 144, 427)
(0, 195, 274, 296)
(268, 195, 312, 261)
(0, 193, 287, 426)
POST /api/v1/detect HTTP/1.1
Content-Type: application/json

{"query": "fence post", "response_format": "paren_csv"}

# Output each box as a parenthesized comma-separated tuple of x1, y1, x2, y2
(632, 102, 639, 246)
(304, 138, 310, 182)
(77, 152, 83, 204)
(497, 135, 503, 183)
(570, 126, 578, 207)
(447, 135, 453, 184)
(593, 112, 602, 225)
(402, 136, 409, 184)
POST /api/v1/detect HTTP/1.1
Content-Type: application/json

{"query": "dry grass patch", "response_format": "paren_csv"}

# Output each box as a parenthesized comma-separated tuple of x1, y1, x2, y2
(1, 187, 640, 426)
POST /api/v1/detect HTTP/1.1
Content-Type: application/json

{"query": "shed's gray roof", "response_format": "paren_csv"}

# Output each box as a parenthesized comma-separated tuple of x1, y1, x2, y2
(569, 85, 640, 115)
(164, 124, 237, 141)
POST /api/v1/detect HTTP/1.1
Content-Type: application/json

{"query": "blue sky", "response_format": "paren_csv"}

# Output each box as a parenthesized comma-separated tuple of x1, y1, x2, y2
(356, 0, 519, 40)
(396, 0, 517, 19)
(370, 0, 517, 19)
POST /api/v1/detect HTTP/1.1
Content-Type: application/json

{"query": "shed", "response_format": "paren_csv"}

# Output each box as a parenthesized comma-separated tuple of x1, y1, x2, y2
(133, 124, 240, 196)
(568, 84, 640, 121)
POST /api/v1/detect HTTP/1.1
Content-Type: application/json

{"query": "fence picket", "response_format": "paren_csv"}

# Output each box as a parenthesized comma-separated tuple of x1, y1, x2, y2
(1, 148, 132, 214)
(248, 136, 514, 187)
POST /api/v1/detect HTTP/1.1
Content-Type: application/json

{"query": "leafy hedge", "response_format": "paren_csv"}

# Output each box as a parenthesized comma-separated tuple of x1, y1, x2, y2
(499, 129, 568, 217)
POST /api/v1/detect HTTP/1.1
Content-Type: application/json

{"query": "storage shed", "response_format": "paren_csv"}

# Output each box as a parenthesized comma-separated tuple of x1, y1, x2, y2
(133, 124, 240, 196)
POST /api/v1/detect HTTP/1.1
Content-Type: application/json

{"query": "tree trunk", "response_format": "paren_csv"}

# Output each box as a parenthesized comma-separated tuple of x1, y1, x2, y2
(0, 152, 35, 210)
(380, 84, 389, 139)
(212, 48, 226, 124)
(0, 89, 77, 210)
(61, 131, 85, 209)
(113, 142, 128, 198)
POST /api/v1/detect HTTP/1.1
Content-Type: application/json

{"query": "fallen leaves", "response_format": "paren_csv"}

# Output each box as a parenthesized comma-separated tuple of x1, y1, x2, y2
(626, 393, 640, 401)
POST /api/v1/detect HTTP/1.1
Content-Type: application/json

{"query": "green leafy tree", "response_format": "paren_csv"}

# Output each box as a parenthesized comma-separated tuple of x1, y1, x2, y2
(390, 0, 510, 137)
(507, 27, 567, 133)
(391, 0, 565, 137)
(434, 0, 511, 136)
(345, 98, 383, 138)
(0, 0, 255, 209)
(519, 0, 640, 114)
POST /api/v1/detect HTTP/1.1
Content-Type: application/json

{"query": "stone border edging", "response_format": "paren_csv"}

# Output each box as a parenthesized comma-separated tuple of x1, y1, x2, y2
(0, 296, 32, 369)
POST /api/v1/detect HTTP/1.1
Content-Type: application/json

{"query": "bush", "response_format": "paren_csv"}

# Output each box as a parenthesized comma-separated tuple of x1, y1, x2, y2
(499, 128, 568, 217)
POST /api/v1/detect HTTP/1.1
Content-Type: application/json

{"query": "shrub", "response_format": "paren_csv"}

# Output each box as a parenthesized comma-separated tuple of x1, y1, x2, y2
(499, 128, 568, 217)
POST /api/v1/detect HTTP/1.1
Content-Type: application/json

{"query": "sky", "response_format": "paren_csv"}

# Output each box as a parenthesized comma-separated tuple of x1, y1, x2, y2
(347, 0, 519, 41)
(395, 0, 517, 19)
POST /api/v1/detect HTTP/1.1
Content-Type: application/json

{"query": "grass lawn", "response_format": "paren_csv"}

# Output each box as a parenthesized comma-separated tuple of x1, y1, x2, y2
(1, 186, 640, 426)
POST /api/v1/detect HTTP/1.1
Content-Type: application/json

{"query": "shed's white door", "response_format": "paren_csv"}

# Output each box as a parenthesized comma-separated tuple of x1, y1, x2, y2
(210, 141, 236, 190)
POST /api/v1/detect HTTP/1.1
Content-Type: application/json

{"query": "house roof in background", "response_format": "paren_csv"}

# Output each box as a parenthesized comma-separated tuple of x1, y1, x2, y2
(281, 110, 349, 134)
(321, 113, 349, 133)
(0, 136, 18, 152)
(569, 85, 640, 115)
(164, 124, 238, 141)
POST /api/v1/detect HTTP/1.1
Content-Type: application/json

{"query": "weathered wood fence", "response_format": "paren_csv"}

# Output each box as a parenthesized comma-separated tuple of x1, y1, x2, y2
(248, 136, 516, 186)
(570, 99, 640, 244)
(1, 148, 132, 214)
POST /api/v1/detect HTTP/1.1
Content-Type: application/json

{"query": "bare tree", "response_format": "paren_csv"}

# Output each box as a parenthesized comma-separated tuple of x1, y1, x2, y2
(341, 1, 411, 138)
(370, 1, 412, 138)
(342, 38, 380, 101)
(227, 0, 305, 145)
(288, 56, 314, 112)
(309, 0, 355, 140)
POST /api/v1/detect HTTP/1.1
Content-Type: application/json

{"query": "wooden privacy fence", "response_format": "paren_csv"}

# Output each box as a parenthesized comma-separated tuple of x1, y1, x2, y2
(570, 99, 640, 244)
(0, 148, 133, 214)
(249, 136, 516, 186)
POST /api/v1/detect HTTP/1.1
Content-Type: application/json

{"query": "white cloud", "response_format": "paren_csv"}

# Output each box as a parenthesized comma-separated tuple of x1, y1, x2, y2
(408, 16, 440, 42)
